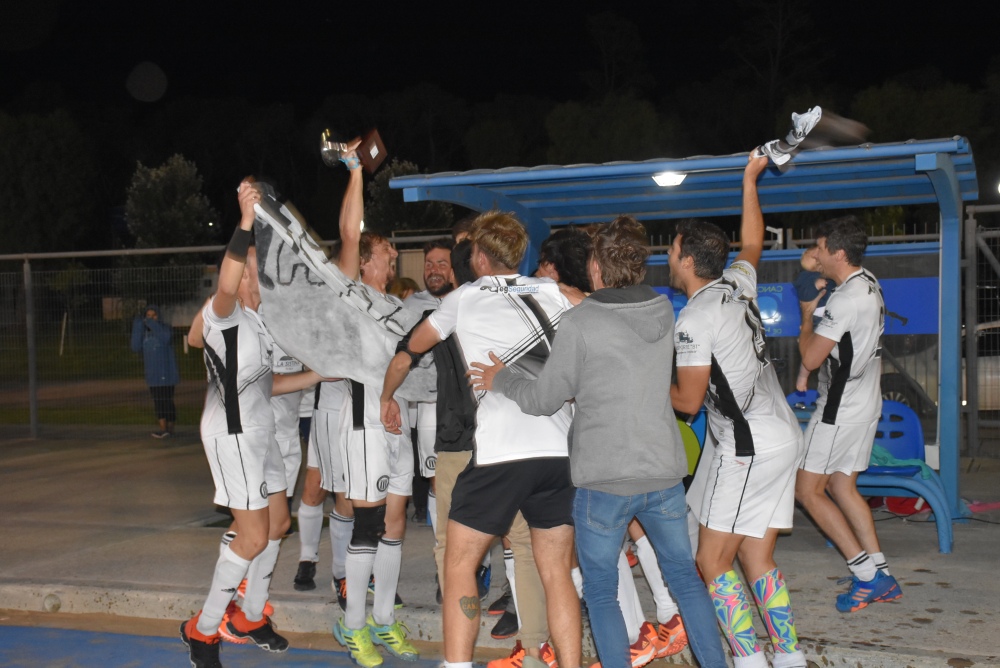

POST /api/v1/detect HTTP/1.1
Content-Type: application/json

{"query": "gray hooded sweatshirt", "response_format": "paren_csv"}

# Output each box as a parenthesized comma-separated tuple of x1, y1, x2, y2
(494, 284, 687, 495)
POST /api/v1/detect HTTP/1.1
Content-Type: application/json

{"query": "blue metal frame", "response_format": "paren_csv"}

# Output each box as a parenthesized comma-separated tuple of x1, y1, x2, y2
(391, 137, 978, 530)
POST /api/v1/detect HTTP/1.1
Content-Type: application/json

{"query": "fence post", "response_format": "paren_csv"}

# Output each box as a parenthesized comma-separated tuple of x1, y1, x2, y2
(23, 259, 38, 439)
(964, 209, 979, 458)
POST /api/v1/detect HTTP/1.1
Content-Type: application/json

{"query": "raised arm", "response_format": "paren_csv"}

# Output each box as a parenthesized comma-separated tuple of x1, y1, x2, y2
(213, 181, 259, 319)
(337, 142, 365, 281)
(734, 153, 769, 269)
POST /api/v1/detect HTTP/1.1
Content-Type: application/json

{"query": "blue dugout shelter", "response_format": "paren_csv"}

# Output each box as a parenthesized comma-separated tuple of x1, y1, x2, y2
(391, 137, 978, 532)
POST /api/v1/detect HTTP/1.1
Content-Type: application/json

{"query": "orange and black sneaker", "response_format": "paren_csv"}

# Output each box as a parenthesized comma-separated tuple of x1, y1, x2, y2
(180, 612, 222, 668)
(218, 601, 249, 644)
(222, 606, 289, 653)
(334, 576, 348, 611)
(655, 615, 688, 657)
(236, 578, 274, 617)
(590, 634, 655, 668)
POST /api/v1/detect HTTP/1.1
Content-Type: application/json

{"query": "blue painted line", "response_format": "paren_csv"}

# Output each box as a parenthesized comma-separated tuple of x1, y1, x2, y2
(0, 626, 441, 668)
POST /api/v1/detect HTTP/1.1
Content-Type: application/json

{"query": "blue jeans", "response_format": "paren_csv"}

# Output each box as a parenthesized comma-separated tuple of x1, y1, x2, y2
(573, 484, 727, 668)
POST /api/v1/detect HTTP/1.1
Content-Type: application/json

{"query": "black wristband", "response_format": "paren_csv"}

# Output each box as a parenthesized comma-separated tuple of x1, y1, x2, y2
(227, 227, 252, 260)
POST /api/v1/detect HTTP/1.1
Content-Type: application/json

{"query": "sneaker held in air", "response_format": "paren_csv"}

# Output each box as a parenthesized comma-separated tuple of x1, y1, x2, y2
(367, 615, 419, 661)
(294, 560, 317, 591)
(218, 601, 249, 644)
(590, 634, 655, 668)
(491, 609, 519, 640)
(334, 576, 348, 611)
(655, 614, 688, 657)
(235, 578, 274, 617)
(223, 607, 288, 652)
(488, 590, 512, 615)
(477, 564, 493, 599)
(180, 613, 223, 668)
(835, 570, 902, 613)
(367, 575, 404, 608)
(334, 617, 383, 668)
(787, 106, 823, 146)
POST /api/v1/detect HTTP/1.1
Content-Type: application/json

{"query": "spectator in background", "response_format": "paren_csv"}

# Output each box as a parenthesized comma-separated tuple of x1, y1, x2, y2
(388, 277, 420, 301)
(131, 304, 180, 439)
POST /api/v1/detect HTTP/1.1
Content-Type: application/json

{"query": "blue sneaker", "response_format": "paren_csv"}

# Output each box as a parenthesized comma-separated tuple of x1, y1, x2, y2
(836, 570, 902, 612)
(477, 564, 492, 600)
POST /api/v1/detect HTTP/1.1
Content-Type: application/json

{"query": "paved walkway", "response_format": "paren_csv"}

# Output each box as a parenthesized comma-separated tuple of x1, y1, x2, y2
(1, 425, 999, 667)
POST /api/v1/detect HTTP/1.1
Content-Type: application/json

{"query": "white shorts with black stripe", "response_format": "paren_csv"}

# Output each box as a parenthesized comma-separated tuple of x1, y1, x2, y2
(688, 434, 801, 539)
(800, 417, 878, 476)
(308, 407, 347, 493)
(203, 429, 287, 511)
(340, 423, 414, 503)
(415, 402, 437, 478)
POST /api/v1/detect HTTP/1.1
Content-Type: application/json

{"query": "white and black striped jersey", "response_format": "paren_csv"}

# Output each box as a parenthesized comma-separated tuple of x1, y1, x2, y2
(428, 274, 573, 465)
(313, 379, 347, 413)
(200, 300, 275, 439)
(675, 261, 800, 456)
(813, 267, 885, 425)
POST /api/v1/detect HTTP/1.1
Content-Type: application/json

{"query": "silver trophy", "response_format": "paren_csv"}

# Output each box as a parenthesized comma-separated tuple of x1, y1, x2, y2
(320, 128, 388, 173)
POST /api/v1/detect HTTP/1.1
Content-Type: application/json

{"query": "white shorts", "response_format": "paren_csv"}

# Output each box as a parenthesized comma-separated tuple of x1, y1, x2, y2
(800, 418, 878, 475)
(271, 392, 303, 494)
(203, 429, 287, 511)
(689, 433, 801, 538)
(340, 423, 414, 503)
(415, 402, 437, 478)
(308, 408, 346, 493)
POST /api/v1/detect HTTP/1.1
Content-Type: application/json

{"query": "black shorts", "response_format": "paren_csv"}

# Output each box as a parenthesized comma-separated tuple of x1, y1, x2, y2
(449, 456, 574, 536)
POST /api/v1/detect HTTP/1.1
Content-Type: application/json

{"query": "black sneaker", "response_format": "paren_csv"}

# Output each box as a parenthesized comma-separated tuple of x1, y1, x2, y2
(487, 591, 511, 616)
(334, 576, 348, 611)
(293, 560, 317, 591)
(224, 616, 289, 653)
(435, 574, 443, 605)
(490, 609, 518, 640)
(367, 575, 404, 608)
(179, 618, 223, 668)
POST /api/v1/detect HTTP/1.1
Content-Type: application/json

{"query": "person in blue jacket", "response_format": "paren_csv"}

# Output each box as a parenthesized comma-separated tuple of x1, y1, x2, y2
(131, 304, 180, 438)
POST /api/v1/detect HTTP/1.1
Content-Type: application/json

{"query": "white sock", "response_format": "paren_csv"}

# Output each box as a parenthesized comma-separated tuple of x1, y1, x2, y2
(372, 538, 403, 626)
(870, 551, 889, 575)
(197, 546, 250, 635)
(847, 551, 878, 582)
(505, 549, 522, 627)
(570, 565, 584, 599)
(772, 649, 808, 668)
(427, 489, 437, 536)
(330, 511, 354, 580)
(617, 548, 643, 644)
(345, 541, 377, 629)
(443, 663, 473, 668)
(242, 539, 281, 622)
(219, 531, 237, 558)
(297, 502, 324, 563)
(634, 535, 679, 621)
(733, 651, 770, 668)
(482, 548, 491, 568)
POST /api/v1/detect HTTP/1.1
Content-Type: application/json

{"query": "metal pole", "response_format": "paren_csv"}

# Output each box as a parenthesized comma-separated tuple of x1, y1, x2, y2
(964, 210, 979, 458)
(23, 259, 38, 439)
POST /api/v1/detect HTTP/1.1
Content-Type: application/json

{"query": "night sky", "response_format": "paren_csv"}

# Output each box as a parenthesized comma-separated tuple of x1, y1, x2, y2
(3, 0, 996, 111)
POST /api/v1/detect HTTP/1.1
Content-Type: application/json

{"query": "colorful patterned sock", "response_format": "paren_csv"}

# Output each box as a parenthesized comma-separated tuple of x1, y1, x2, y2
(750, 567, 800, 655)
(708, 570, 761, 657)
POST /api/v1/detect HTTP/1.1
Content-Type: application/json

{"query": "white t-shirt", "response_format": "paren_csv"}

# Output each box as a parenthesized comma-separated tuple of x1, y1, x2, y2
(675, 261, 800, 455)
(428, 274, 573, 465)
(404, 290, 443, 315)
(200, 300, 275, 439)
(269, 340, 302, 443)
(813, 267, 885, 424)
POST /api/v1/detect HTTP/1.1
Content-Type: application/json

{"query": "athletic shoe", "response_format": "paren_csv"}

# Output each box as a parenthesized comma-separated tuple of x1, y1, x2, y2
(223, 607, 288, 652)
(367, 615, 419, 661)
(367, 575, 404, 608)
(477, 564, 492, 599)
(625, 545, 638, 568)
(236, 579, 274, 617)
(487, 641, 559, 668)
(488, 591, 511, 615)
(435, 574, 443, 605)
(334, 576, 348, 611)
(655, 614, 688, 657)
(294, 560, 317, 591)
(490, 609, 519, 639)
(152, 431, 171, 439)
(334, 617, 383, 668)
(835, 570, 902, 613)
(787, 106, 823, 146)
(180, 614, 223, 668)
(590, 634, 655, 668)
(218, 601, 250, 644)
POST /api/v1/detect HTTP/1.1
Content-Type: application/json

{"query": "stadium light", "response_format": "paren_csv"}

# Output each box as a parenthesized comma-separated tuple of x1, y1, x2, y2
(653, 172, 686, 187)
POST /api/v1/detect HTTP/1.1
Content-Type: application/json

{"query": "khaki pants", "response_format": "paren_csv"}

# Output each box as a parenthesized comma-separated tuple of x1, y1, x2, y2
(435, 450, 548, 648)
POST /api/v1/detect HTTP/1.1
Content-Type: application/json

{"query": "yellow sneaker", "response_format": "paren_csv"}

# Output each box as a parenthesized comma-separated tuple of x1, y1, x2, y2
(366, 615, 418, 661)
(334, 617, 383, 668)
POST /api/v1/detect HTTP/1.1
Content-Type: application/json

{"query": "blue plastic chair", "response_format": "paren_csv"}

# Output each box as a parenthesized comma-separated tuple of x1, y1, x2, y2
(855, 400, 954, 553)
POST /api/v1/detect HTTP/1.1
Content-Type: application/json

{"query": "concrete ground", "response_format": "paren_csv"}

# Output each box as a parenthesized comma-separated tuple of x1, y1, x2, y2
(1, 425, 999, 667)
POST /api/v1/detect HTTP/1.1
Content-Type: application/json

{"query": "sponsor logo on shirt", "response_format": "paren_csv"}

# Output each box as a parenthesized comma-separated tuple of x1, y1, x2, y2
(480, 285, 540, 294)
(676, 330, 698, 353)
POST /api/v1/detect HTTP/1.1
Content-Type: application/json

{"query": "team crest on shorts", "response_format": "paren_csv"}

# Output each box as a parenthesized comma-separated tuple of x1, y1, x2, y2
(377, 475, 390, 492)
(260, 482, 268, 498)
(425, 456, 437, 471)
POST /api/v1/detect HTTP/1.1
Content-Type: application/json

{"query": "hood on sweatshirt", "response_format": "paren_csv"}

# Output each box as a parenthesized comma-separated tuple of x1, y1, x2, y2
(586, 284, 673, 344)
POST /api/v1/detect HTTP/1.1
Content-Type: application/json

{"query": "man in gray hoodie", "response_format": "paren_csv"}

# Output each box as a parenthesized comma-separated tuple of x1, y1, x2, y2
(470, 217, 727, 668)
